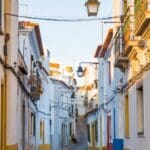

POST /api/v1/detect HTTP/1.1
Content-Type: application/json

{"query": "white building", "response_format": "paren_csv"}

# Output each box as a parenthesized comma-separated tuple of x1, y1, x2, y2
(115, 0, 150, 150)
(79, 63, 99, 149)
(19, 21, 51, 150)
(50, 78, 75, 150)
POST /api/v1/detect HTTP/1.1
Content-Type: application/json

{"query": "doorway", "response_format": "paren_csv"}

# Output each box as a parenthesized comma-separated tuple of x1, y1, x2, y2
(92, 123, 95, 149)
(107, 114, 112, 150)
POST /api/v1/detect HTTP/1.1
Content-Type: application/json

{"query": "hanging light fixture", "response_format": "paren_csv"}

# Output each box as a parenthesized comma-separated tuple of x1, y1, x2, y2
(77, 66, 84, 77)
(85, 0, 100, 16)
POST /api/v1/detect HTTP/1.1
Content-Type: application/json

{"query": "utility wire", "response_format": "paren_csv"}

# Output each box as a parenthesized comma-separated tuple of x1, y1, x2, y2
(5, 13, 122, 22)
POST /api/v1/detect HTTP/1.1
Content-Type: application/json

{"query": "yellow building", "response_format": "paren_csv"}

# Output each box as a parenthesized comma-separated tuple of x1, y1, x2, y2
(115, 0, 150, 150)
(0, 0, 19, 150)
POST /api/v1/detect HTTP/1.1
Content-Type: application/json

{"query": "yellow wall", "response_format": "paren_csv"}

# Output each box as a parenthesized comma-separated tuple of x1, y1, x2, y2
(88, 146, 106, 150)
(38, 144, 51, 150)
(6, 144, 18, 150)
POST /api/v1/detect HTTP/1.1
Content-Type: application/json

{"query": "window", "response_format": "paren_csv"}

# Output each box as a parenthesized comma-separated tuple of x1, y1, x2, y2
(136, 84, 144, 135)
(87, 124, 91, 142)
(71, 105, 73, 114)
(31, 112, 36, 137)
(124, 94, 130, 138)
(69, 122, 72, 136)
(95, 120, 98, 142)
(108, 61, 111, 85)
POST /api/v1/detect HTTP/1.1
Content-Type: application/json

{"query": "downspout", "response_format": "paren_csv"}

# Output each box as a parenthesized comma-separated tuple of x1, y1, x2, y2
(3, 11, 8, 150)
(113, 108, 116, 140)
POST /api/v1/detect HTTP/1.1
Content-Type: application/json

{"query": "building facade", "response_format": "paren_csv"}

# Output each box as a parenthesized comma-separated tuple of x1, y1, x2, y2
(19, 21, 52, 150)
(50, 78, 75, 150)
(115, 0, 150, 150)
(93, 0, 150, 150)
(0, 0, 19, 149)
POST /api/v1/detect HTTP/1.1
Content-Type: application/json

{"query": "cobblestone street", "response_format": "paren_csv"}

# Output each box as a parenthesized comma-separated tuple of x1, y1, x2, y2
(63, 117, 88, 150)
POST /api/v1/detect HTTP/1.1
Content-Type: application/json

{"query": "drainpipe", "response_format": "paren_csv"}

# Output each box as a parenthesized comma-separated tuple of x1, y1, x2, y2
(3, 11, 8, 150)
(113, 108, 116, 140)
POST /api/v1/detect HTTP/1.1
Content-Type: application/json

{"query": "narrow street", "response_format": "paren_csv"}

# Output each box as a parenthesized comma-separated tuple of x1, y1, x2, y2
(63, 117, 88, 150)
(1, 1, 150, 150)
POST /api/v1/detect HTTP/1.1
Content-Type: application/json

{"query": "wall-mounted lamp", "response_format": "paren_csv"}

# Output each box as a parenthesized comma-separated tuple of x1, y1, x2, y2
(85, 0, 100, 16)
(77, 61, 98, 77)
(77, 66, 84, 77)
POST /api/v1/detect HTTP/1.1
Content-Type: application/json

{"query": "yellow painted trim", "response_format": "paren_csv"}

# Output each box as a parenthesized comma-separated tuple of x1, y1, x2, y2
(6, 144, 18, 150)
(101, 146, 107, 150)
(1, 79, 6, 150)
(91, 123, 95, 148)
(78, 115, 85, 118)
(88, 146, 106, 150)
(38, 144, 51, 150)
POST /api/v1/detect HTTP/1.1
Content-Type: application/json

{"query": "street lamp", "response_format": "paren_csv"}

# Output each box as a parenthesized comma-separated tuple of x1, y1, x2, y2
(77, 66, 84, 77)
(77, 62, 98, 77)
(85, 0, 100, 16)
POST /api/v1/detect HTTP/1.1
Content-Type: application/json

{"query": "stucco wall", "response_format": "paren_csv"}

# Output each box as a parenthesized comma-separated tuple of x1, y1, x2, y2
(124, 70, 150, 150)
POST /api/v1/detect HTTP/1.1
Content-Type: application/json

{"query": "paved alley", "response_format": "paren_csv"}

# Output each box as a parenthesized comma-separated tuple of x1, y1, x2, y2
(63, 117, 88, 150)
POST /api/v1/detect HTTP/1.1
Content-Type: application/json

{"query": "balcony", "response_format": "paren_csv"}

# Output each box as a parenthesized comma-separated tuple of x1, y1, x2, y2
(114, 26, 128, 72)
(29, 71, 43, 100)
(122, 6, 140, 57)
(134, 0, 150, 38)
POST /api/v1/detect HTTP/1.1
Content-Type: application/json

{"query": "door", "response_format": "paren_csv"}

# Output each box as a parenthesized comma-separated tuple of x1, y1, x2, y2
(29, 111, 36, 150)
(107, 115, 112, 150)
(92, 124, 95, 149)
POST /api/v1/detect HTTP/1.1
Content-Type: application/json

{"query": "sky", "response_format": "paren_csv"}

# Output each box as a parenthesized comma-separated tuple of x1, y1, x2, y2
(19, 0, 113, 70)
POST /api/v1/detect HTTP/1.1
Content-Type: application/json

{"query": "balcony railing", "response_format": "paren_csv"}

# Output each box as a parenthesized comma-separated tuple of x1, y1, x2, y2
(29, 71, 43, 100)
(134, 0, 150, 36)
(122, 6, 134, 44)
(114, 26, 128, 71)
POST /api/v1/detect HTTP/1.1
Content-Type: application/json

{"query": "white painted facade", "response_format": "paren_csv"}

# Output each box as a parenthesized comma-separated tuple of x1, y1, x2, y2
(124, 70, 150, 150)
(75, 91, 86, 117)
(35, 52, 51, 150)
(50, 78, 75, 150)
(18, 22, 51, 150)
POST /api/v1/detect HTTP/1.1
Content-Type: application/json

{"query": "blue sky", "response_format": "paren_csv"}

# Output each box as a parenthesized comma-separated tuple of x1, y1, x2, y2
(19, 0, 113, 68)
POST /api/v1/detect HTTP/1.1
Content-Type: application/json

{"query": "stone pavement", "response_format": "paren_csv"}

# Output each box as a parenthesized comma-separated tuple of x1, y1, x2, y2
(63, 117, 88, 150)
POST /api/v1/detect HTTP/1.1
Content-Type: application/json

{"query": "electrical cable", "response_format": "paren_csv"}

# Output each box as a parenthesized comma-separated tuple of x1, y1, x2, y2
(5, 13, 122, 22)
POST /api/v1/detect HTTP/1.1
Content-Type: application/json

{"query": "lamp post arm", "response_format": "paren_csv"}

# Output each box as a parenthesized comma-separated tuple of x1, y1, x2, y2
(79, 61, 99, 66)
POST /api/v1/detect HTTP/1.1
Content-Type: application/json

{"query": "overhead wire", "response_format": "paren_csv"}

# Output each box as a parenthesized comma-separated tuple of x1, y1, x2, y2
(5, 13, 122, 22)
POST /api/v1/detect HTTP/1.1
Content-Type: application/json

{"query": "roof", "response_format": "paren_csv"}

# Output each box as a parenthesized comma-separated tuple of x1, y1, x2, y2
(49, 62, 60, 69)
(19, 21, 44, 55)
(94, 45, 102, 58)
(50, 78, 73, 90)
(77, 83, 94, 91)
(96, 29, 113, 58)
